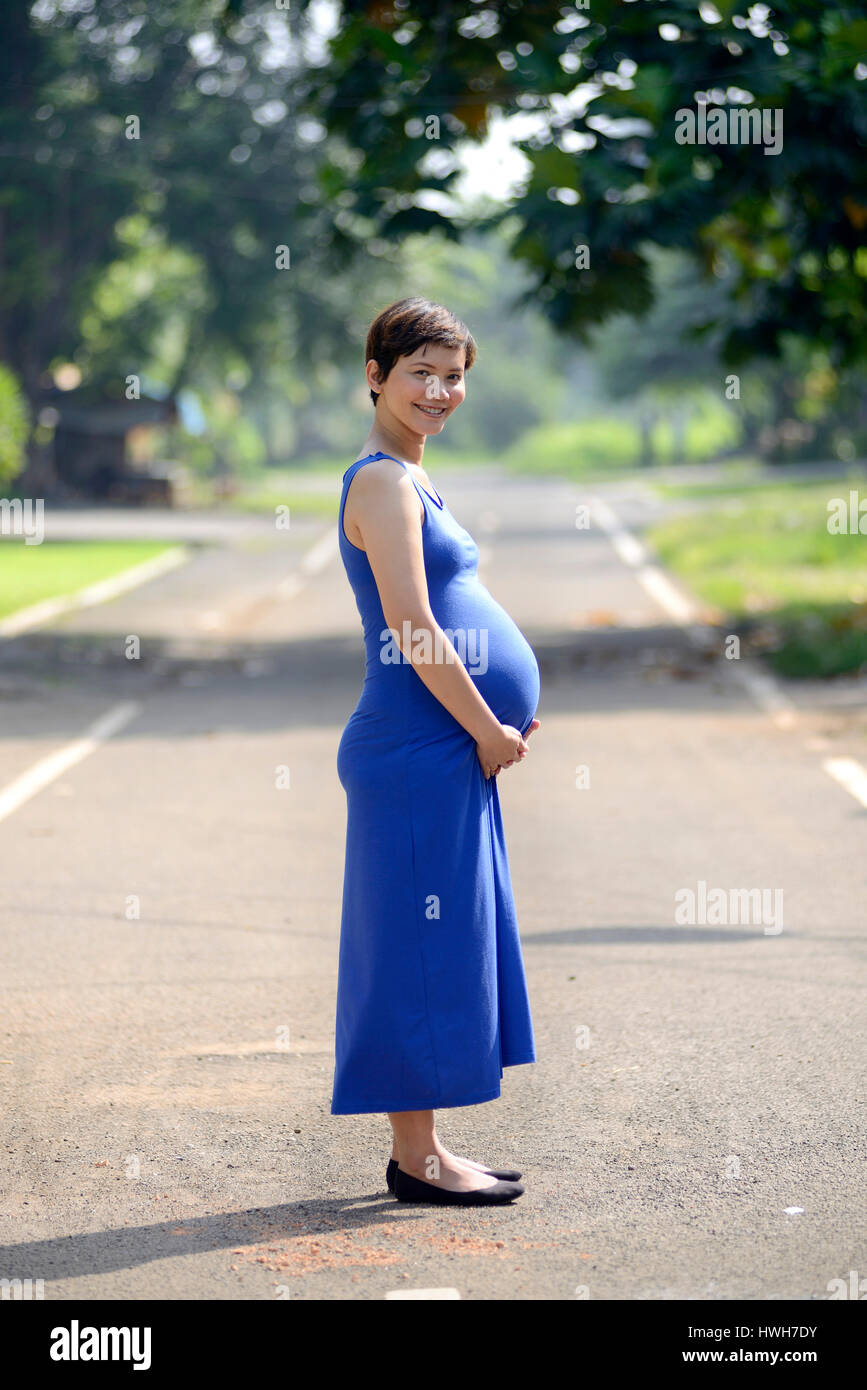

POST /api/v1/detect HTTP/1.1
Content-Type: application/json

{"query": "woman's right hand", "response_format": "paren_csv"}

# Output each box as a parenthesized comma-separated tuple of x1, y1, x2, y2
(475, 723, 528, 780)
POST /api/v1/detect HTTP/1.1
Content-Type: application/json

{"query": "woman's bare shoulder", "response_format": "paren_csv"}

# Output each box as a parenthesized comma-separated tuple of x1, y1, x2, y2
(349, 454, 405, 481)
(346, 455, 417, 504)
(344, 456, 423, 542)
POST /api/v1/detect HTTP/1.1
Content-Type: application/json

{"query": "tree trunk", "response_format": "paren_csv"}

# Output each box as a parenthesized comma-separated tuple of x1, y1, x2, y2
(638, 409, 655, 467)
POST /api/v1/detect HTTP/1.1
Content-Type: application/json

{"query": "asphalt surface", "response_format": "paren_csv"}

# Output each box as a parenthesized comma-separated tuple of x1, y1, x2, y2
(0, 466, 864, 1300)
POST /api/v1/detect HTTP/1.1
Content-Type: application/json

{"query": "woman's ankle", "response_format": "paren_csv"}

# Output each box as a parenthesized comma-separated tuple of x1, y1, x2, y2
(397, 1148, 449, 1175)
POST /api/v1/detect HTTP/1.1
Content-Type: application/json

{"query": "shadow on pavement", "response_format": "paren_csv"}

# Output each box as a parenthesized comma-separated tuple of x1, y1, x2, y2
(0, 1197, 433, 1284)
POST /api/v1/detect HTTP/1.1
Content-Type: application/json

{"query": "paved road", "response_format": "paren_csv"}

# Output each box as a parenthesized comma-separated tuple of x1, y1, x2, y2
(0, 466, 864, 1300)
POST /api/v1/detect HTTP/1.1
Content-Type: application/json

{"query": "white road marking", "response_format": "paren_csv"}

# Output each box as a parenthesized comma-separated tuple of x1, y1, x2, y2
(276, 575, 304, 600)
(384, 1287, 461, 1300)
(587, 491, 867, 808)
(589, 497, 700, 624)
(822, 757, 867, 810)
(0, 701, 142, 825)
(729, 664, 798, 730)
(635, 563, 699, 626)
(0, 546, 189, 638)
(277, 526, 339, 598)
(301, 527, 339, 575)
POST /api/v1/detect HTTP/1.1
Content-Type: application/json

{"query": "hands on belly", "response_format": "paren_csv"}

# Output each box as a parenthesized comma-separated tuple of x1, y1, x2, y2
(475, 718, 540, 780)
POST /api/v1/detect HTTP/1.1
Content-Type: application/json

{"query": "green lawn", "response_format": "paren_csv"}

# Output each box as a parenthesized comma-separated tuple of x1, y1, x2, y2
(0, 540, 180, 619)
(647, 479, 867, 677)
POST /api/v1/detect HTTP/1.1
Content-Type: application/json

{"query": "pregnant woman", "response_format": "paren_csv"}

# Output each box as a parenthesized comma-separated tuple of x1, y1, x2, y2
(332, 297, 541, 1206)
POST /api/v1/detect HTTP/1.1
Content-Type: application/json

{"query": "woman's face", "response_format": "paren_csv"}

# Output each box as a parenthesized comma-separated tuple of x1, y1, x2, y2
(369, 342, 467, 435)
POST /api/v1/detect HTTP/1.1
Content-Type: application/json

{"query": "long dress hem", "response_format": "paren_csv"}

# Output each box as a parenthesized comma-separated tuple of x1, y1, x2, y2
(330, 1062, 536, 1116)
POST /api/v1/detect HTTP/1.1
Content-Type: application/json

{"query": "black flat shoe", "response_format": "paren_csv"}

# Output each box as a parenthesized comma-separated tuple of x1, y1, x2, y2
(394, 1166, 524, 1206)
(386, 1156, 522, 1193)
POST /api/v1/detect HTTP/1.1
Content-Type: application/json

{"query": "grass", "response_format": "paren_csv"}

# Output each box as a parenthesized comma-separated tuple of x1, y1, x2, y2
(0, 540, 179, 620)
(647, 479, 867, 678)
(499, 396, 742, 479)
(501, 419, 640, 479)
(651, 460, 866, 501)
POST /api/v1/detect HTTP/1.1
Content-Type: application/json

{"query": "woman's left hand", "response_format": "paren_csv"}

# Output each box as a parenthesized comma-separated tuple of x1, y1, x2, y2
(494, 718, 540, 775)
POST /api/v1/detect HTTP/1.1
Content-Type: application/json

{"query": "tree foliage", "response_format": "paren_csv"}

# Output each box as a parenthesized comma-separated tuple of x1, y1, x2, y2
(0, 362, 30, 484)
(0, 0, 386, 411)
(296, 0, 867, 368)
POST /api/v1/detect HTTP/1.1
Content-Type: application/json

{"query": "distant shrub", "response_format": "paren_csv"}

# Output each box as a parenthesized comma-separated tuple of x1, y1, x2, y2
(504, 418, 640, 476)
(0, 365, 31, 486)
(651, 394, 741, 464)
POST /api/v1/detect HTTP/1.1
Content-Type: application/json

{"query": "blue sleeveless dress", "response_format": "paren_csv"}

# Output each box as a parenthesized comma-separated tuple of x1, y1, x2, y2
(331, 452, 539, 1114)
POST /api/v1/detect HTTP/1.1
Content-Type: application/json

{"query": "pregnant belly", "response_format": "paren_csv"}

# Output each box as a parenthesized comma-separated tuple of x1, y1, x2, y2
(436, 580, 540, 736)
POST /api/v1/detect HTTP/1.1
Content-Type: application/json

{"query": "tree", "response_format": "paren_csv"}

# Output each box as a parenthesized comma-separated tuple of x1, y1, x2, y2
(0, 0, 390, 484)
(294, 0, 867, 371)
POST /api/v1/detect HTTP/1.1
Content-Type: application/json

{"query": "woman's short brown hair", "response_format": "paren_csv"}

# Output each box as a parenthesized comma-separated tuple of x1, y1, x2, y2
(365, 297, 477, 406)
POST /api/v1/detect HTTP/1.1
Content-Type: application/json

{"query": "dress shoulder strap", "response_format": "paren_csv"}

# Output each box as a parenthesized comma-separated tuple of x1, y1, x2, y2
(341, 450, 441, 511)
(350, 452, 443, 507)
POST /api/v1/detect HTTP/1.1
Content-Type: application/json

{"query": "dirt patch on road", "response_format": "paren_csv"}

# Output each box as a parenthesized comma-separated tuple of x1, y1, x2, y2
(228, 1217, 586, 1277)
